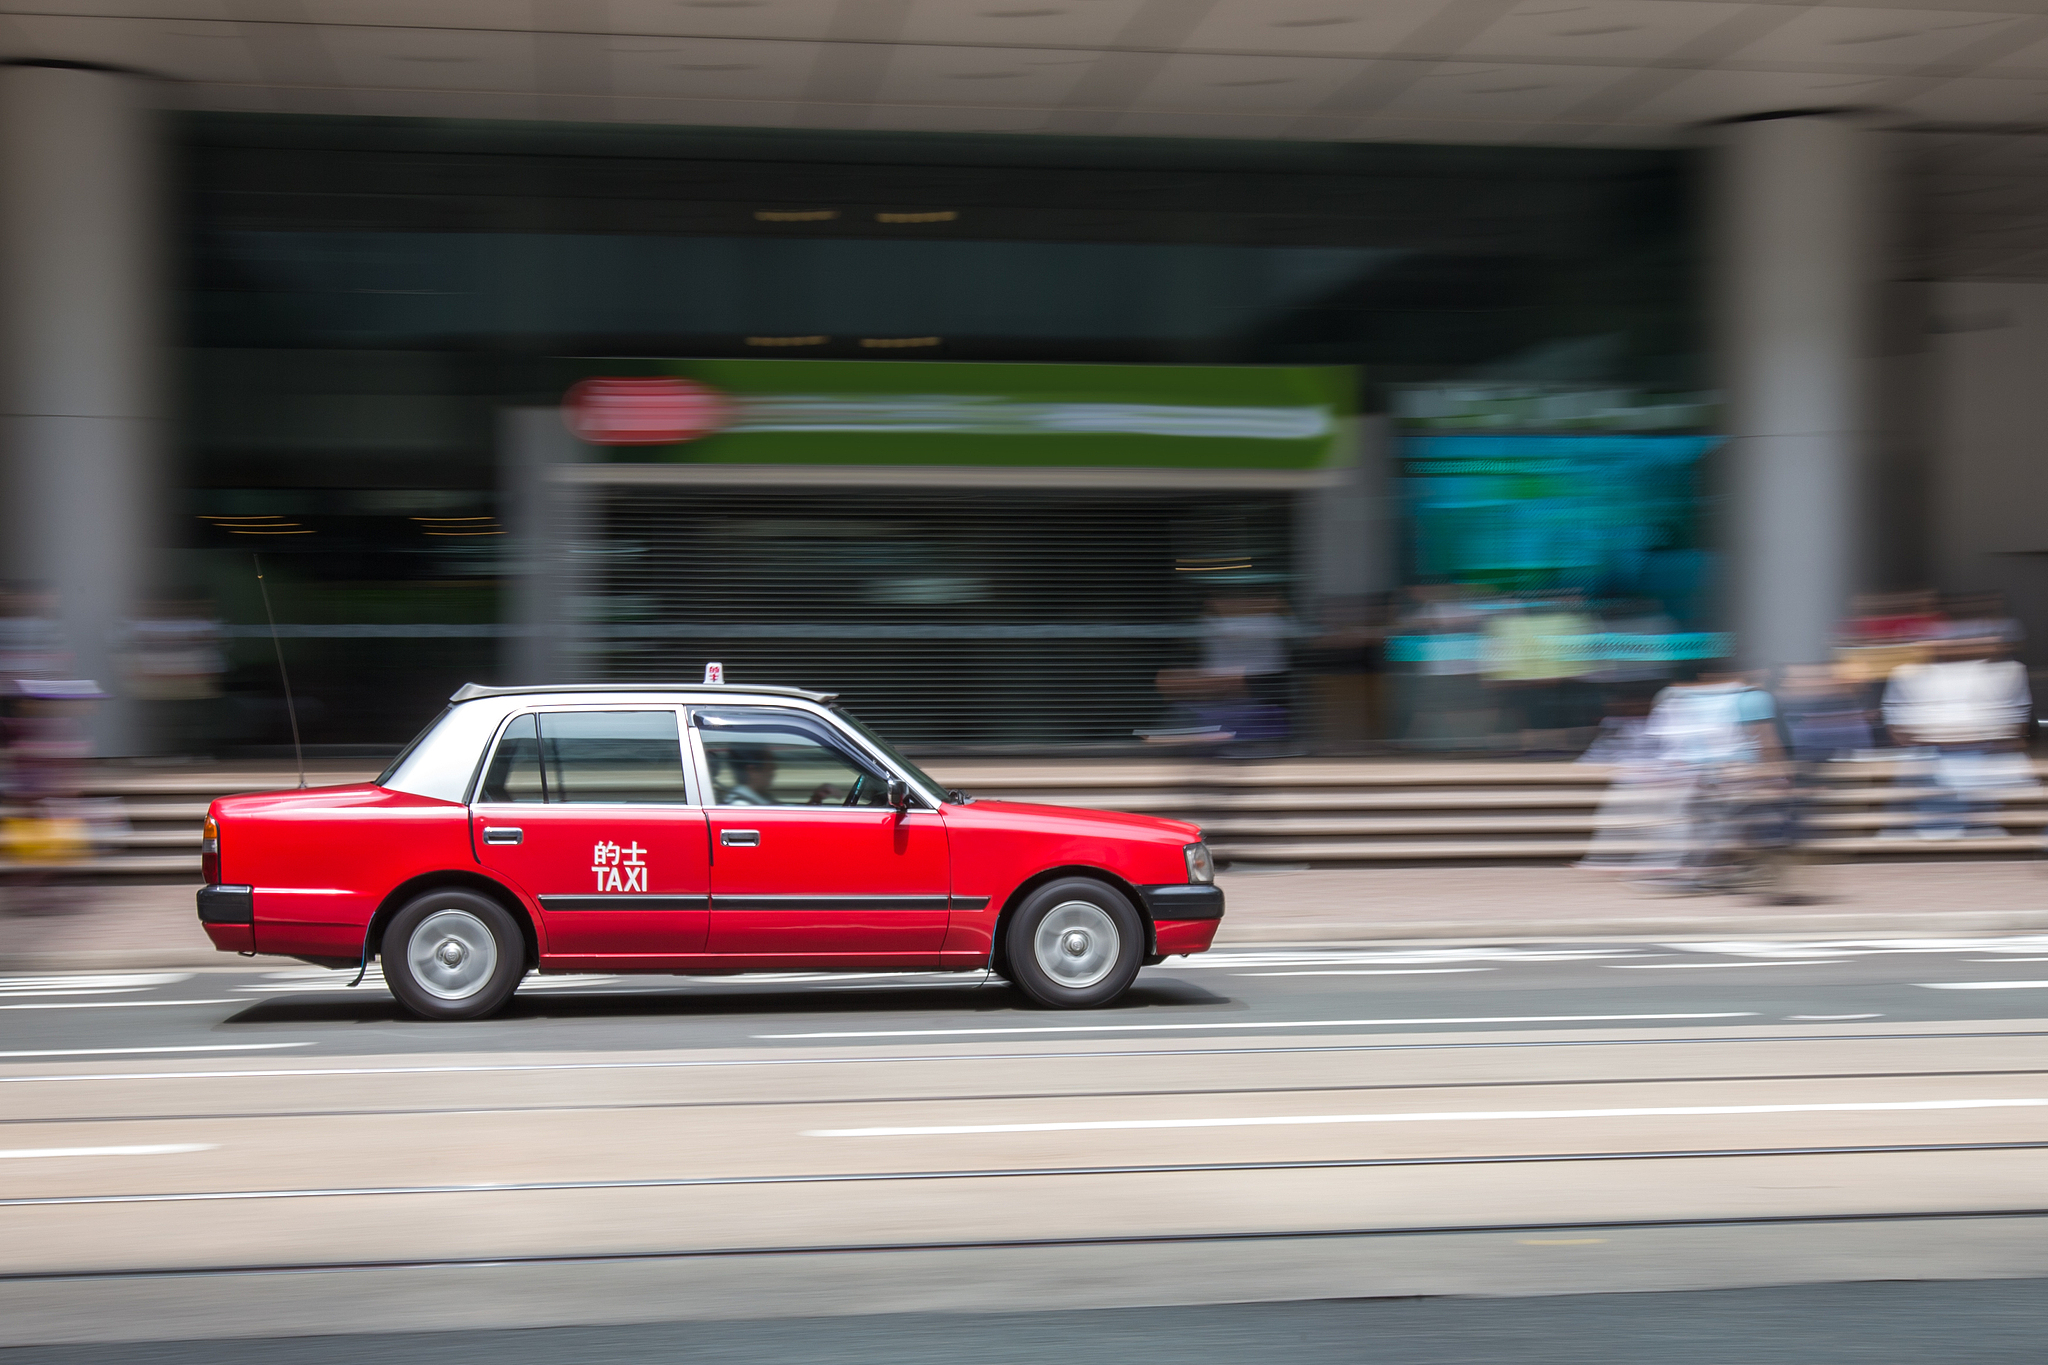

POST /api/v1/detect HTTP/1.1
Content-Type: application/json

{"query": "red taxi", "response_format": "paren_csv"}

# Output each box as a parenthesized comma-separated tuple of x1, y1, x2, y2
(196, 683, 1223, 1020)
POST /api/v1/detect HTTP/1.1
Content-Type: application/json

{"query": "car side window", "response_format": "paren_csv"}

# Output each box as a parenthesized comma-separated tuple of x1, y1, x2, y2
(478, 714, 546, 803)
(539, 710, 692, 804)
(695, 708, 889, 807)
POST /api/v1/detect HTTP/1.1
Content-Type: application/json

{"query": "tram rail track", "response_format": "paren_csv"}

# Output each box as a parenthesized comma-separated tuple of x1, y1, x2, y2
(9, 1204, 2048, 1284)
(6, 1139, 2046, 1210)
(5, 1025, 2048, 1091)
(6, 1066, 2048, 1127)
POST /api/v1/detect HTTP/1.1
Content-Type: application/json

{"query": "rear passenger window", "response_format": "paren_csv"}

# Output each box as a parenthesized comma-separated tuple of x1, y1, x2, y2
(478, 714, 545, 803)
(540, 710, 692, 804)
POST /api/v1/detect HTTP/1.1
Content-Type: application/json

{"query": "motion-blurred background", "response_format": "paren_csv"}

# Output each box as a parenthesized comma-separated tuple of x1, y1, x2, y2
(0, 0, 2037, 762)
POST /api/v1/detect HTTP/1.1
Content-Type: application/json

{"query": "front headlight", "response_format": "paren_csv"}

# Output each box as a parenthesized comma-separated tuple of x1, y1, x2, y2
(1184, 841, 1215, 885)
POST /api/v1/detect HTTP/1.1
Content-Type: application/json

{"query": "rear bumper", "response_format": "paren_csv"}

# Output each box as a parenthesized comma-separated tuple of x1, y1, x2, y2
(197, 885, 255, 954)
(1136, 883, 1224, 920)
(197, 885, 254, 924)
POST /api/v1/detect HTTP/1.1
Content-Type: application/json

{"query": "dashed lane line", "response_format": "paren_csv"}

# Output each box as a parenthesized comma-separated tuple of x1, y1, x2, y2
(0, 1145, 215, 1160)
(1918, 982, 2048, 991)
(759, 1013, 1757, 1040)
(811, 1097, 2048, 1138)
(0, 1044, 312, 1060)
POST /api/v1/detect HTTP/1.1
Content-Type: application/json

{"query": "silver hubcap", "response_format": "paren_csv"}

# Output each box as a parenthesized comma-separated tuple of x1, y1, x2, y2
(407, 909, 497, 1001)
(1033, 901, 1118, 989)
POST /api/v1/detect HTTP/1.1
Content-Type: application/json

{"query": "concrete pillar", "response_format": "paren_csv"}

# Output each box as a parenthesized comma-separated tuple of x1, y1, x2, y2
(1713, 112, 1883, 668)
(499, 408, 588, 686)
(0, 62, 165, 753)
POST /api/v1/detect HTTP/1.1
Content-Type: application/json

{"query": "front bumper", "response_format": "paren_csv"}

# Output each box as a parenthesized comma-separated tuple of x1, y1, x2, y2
(1136, 883, 1224, 920)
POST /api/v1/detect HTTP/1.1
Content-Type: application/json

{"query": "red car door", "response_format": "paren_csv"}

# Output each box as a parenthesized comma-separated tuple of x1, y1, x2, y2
(471, 708, 710, 965)
(695, 706, 948, 961)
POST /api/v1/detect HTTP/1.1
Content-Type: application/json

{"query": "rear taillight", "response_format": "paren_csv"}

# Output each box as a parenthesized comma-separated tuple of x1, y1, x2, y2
(201, 816, 220, 885)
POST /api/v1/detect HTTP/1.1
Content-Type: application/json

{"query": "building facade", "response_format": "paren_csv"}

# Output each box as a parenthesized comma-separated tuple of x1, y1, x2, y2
(0, 3, 2040, 751)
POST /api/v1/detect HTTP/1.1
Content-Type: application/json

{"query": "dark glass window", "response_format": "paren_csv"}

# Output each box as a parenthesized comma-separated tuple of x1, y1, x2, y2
(478, 713, 545, 803)
(539, 710, 690, 804)
(696, 708, 888, 807)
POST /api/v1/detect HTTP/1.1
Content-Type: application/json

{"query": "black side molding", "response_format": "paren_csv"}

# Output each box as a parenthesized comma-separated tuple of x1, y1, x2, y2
(1137, 884, 1225, 921)
(197, 885, 254, 925)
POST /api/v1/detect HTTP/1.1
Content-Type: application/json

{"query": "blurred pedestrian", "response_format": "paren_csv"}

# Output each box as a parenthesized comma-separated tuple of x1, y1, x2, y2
(1881, 635, 2033, 839)
(2, 679, 109, 916)
(125, 596, 226, 758)
(1394, 584, 1492, 750)
(1622, 669, 1790, 895)
(1483, 591, 1597, 754)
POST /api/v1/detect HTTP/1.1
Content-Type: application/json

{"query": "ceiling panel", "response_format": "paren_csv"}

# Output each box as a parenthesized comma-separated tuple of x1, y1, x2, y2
(297, 0, 533, 30)
(1459, 0, 1750, 64)
(319, 24, 536, 92)
(875, 42, 1095, 105)
(607, 34, 818, 101)
(4, 0, 232, 17)
(1901, 75, 2048, 121)
(1127, 51, 1359, 113)
(1725, 6, 2030, 70)
(899, 0, 1145, 50)
(602, 0, 844, 42)
(1179, 0, 1452, 59)
(1378, 59, 1637, 121)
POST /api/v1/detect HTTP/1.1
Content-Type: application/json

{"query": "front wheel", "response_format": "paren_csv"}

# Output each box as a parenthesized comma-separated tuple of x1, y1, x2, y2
(381, 889, 523, 1021)
(1004, 878, 1144, 1009)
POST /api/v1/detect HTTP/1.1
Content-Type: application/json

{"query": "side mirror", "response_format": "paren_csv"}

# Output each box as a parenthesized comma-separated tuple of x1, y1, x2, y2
(886, 779, 910, 811)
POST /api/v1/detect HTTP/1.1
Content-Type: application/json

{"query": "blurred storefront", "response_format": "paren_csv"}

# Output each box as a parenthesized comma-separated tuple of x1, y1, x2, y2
(169, 115, 1697, 753)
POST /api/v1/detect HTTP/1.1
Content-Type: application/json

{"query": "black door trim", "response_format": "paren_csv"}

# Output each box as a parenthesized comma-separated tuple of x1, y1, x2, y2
(539, 895, 710, 912)
(713, 895, 950, 912)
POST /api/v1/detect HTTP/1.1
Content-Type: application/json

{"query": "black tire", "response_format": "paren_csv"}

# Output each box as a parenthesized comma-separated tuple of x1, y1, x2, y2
(1003, 877, 1145, 1009)
(381, 889, 524, 1022)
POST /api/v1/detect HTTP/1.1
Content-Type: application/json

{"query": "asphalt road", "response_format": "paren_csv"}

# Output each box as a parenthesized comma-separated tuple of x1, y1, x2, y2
(7, 936, 2048, 1357)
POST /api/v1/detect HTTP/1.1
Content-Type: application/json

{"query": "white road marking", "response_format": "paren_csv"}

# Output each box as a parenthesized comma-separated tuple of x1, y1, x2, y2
(1235, 969, 1492, 978)
(0, 1000, 237, 1011)
(1608, 961, 1842, 970)
(1787, 1014, 1883, 1021)
(0, 974, 190, 990)
(810, 1097, 2048, 1138)
(758, 1013, 1756, 1040)
(1917, 981, 2048, 991)
(0, 1145, 215, 1159)
(0, 1043, 313, 1059)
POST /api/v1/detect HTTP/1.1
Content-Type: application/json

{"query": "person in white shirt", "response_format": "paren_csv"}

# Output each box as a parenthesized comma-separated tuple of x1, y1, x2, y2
(1882, 636, 2034, 838)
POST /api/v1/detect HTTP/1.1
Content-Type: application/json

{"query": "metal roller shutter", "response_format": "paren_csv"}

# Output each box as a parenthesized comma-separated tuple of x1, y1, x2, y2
(574, 485, 1293, 751)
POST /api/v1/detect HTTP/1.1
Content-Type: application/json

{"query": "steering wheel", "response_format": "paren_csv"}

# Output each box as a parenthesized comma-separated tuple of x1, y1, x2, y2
(843, 773, 867, 807)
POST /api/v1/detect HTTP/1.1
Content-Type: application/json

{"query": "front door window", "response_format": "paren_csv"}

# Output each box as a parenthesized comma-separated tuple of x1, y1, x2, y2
(696, 707, 949, 959)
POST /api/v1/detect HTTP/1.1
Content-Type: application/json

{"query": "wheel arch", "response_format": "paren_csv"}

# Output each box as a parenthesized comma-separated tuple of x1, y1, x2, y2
(988, 864, 1152, 978)
(367, 872, 538, 971)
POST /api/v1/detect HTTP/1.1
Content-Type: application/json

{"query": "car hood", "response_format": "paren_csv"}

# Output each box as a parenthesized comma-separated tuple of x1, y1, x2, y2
(950, 798, 1200, 843)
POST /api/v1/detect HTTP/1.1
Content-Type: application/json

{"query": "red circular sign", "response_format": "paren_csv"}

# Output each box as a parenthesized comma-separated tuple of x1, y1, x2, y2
(563, 377, 732, 446)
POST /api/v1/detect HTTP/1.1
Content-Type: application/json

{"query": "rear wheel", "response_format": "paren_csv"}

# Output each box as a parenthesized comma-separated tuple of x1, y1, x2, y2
(1004, 878, 1144, 1009)
(381, 889, 523, 1021)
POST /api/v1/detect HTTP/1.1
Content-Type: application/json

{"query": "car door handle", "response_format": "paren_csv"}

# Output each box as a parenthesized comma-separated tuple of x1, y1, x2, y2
(720, 829, 760, 847)
(482, 827, 523, 846)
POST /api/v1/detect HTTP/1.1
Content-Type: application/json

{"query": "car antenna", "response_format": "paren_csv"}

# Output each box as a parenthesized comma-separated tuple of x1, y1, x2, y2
(253, 554, 307, 790)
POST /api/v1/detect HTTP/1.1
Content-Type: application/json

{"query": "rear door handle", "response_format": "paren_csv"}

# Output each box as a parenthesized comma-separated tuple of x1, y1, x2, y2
(720, 829, 760, 847)
(482, 827, 523, 846)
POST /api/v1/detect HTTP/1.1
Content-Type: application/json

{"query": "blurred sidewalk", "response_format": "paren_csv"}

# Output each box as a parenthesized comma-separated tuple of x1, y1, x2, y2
(5, 861, 2046, 971)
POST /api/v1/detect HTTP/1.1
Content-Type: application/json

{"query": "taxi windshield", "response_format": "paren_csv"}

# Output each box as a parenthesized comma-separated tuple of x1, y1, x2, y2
(831, 705, 950, 803)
